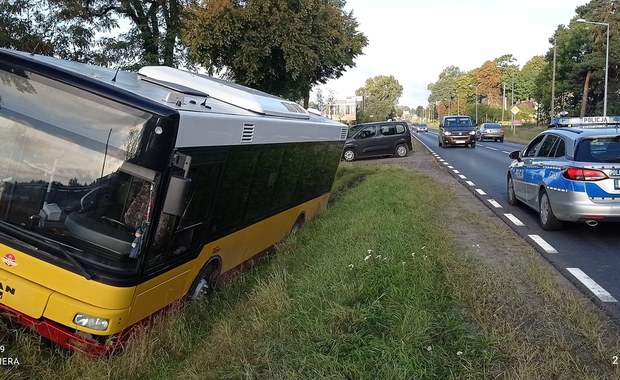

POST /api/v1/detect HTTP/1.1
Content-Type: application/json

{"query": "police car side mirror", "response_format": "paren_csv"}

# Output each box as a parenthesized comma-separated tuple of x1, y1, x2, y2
(509, 150, 521, 161)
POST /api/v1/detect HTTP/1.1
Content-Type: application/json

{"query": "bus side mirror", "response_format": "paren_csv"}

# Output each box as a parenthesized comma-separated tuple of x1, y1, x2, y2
(162, 175, 192, 216)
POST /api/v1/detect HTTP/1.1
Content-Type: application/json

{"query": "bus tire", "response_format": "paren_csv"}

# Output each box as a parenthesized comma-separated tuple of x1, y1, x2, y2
(187, 260, 221, 302)
(290, 214, 305, 235)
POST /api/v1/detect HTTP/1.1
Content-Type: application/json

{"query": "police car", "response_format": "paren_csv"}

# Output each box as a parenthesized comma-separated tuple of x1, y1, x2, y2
(507, 116, 620, 230)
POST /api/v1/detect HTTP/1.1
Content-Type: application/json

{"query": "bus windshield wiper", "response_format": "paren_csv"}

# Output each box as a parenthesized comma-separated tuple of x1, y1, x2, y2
(0, 220, 92, 280)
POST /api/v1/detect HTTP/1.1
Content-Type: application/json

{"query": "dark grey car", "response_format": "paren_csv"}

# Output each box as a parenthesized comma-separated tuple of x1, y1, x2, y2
(342, 121, 413, 162)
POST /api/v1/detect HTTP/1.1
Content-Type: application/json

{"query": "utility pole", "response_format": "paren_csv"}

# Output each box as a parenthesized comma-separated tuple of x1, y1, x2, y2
(501, 83, 505, 122)
(550, 37, 557, 119)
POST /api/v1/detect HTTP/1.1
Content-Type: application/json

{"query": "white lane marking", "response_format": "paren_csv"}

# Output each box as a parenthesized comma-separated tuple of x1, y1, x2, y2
(488, 199, 502, 208)
(443, 162, 449, 165)
(475, 189, 487, 195)
(502, 151, 511, 154)
(504, 213, 525, 226)
(486, 146, 499, 151)
(453, 169, 460, 174)
(447, 165, 454, 169)
(465, 180, 475, 186)
(566, 268, 618, 303)
(528, 234, 558, 253)
(458, 174, 466, 179)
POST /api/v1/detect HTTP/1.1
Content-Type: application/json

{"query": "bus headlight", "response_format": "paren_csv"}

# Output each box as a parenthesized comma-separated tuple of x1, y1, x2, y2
(73, 313, 110, 331)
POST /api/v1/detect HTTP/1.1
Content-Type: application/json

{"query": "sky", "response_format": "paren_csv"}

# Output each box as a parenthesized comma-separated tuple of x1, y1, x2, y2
(316, 0, 589, 108)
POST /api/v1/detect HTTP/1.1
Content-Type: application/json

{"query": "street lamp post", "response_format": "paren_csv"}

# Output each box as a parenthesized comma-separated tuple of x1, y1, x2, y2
(576, 18, 610, 117)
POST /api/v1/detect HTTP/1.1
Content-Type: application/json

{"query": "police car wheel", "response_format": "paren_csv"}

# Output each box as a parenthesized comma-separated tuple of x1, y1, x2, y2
(539, 190, 563, 230)
(507, 176, 520, 206)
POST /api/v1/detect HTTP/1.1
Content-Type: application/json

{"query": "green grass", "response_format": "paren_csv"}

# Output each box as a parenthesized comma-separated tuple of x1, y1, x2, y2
(503, 124, 547, 144)
(1, 164, 620, 379)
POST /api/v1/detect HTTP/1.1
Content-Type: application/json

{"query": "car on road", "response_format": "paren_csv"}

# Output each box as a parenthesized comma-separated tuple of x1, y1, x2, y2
(507, 116, 620, 230)
(342, 120, 413, 162)
(438, 115, 476, 148)
(415, 123, 429, 133)
(477, 122, 504, 142)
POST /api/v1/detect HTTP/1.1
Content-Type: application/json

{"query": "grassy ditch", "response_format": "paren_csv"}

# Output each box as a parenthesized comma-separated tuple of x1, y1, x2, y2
(2, 164, 620, 379)
(503, 124, 546, 144)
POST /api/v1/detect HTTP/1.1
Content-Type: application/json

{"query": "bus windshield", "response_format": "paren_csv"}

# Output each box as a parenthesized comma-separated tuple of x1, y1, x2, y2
(0, 66, 161, 273)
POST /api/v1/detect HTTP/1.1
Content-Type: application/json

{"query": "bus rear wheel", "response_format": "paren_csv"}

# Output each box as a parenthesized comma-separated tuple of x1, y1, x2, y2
(187, 261, 221, 302)
(290, 214, 305, 235)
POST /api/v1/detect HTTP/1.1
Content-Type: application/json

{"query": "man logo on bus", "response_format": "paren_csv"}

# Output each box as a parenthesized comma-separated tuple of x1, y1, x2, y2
(2, 253, 17, 267)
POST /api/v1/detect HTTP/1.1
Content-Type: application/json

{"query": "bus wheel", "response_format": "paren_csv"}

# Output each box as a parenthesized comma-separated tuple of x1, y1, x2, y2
(290, 214, 305, 235)
(187, 261, 220, 302)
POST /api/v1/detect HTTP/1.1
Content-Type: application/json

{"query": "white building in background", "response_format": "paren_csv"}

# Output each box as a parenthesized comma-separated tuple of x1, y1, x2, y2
(324, 96, 363, 125)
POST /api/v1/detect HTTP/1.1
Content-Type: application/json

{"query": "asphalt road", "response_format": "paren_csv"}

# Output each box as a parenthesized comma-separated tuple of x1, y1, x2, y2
(413, 129, 620, 323)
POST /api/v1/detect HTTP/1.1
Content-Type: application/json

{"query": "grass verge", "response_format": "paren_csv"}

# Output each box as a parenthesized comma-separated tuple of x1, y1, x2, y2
(1, 164, 619, 379)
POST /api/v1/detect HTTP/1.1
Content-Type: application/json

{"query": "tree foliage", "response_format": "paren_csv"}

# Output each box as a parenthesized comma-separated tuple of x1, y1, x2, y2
(476, 60, 502, 106)
(183, 0, 368, 105)
(355, 75, 403, 122)
(532, 0, 619, 118)
(518, 55, 546, 101)
(0, 0, 186, 68)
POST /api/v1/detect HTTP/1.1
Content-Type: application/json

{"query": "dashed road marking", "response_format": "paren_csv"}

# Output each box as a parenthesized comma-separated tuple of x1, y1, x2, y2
(504, 213, 525, 226)
(453, 169, 460, 174)
(502, 151, 511, 154)
(443, 162, 449, 165)
(458, 174, 466, 179)
(465, 180, 475, 186)
(486, 146, 499, 151)
(447, 165, 454, 169)
(475, 189, 487, 195)
(487, 199, 502, 208)
(528, 234, 558, 253)
(566, 268, 618, 303)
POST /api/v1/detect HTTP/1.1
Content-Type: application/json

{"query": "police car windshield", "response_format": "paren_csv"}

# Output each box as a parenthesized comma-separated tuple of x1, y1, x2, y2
(575, 137, 620, 163)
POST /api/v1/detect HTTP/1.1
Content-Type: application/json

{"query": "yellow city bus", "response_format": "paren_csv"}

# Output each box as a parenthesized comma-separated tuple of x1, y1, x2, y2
(0, 49, 347, 353)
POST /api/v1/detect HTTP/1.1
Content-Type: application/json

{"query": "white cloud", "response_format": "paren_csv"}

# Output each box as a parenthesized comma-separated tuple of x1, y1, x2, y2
(316, 0, 587, 107)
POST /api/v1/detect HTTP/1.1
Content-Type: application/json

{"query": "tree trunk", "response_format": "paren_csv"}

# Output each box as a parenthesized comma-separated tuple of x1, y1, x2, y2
(580, 70, 591, 117)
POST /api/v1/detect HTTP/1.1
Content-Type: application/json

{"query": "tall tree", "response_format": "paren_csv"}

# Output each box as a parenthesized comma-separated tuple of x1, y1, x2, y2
(0, 0, 117, 61)
(183, 0, 368, 106)
(427, 66, 463, 118)
(519, 55, 547, 101)
(573, 0, 618, 116)
(313, 87, 326, 112)
(0, 0, 185, 68)
(355, 75, 403, 122)
(476, 60, 502, 107)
